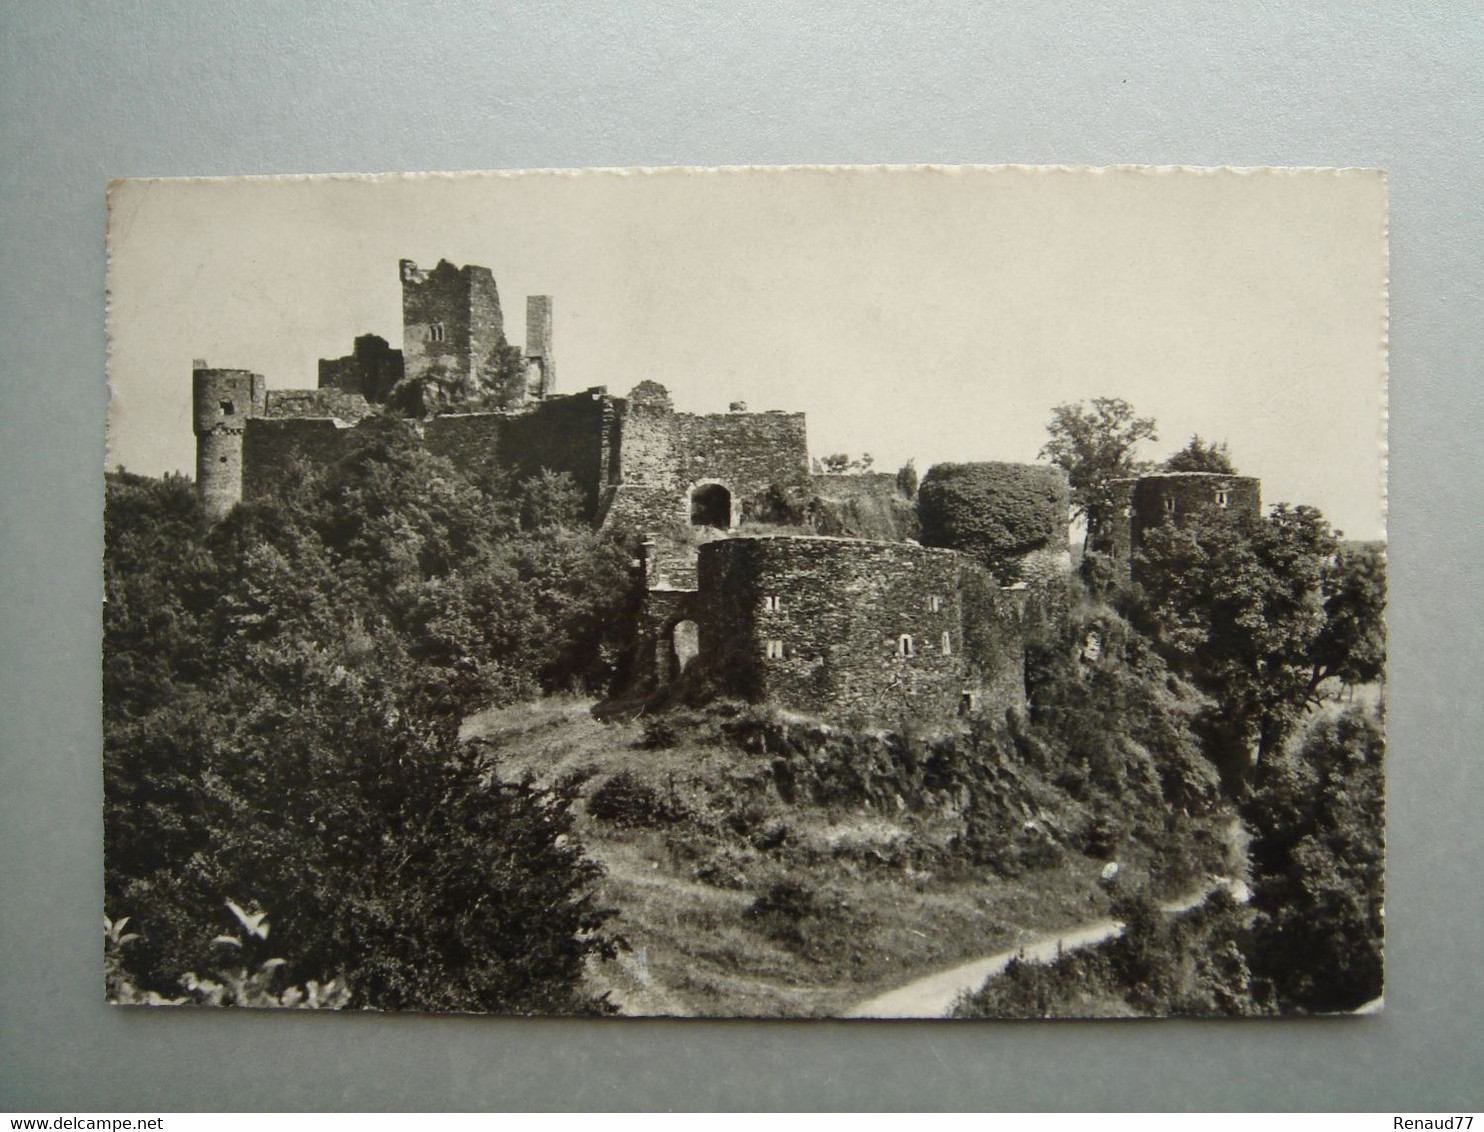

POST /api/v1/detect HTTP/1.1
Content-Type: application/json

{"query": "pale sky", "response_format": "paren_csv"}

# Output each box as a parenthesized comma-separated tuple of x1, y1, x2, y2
(106, 166, 1388, 541)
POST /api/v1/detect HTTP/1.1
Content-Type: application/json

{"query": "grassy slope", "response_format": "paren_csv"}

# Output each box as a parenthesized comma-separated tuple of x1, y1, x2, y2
(460, 697, 1223, 1018)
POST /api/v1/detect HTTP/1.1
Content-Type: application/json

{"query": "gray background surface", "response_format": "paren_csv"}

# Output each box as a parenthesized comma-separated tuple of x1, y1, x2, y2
(2, 0, 1480, 1112)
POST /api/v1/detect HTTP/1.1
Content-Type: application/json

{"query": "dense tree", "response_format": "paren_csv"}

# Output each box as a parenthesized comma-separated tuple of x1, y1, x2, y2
(1023, 607, 1222, 819)
(1131, 503, 1367, 782)
(1040, 398, 1158, 553)
(1163, 434, 1237, 474)
(1310, 544, 1388, 694)
(1244, 710, 1385, 1012)
(103, 424, 632, 1011)
(519, 467, 587, 530)
(895, 458, 918, 500)
(388, 339, 530, 416)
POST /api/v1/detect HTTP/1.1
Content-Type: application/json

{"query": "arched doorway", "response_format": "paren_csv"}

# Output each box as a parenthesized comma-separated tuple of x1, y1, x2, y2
(690, 483, 732, 530)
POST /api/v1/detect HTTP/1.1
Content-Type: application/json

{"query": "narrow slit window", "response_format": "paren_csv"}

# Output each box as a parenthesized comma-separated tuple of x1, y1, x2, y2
(1163, 497, 1176, 514)
(765, 639, 785, 660)
(1215, 490, 1230, 508)
(941, 631, 952, 655)
(763, 595, 781, 612)
(928, 595, 943, 613)
(428, 322, 445, 343)
(897, 634, 914, 658)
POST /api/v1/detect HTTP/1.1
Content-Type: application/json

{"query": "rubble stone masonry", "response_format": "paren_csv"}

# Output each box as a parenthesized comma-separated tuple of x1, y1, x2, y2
(696, 536, 975, 723)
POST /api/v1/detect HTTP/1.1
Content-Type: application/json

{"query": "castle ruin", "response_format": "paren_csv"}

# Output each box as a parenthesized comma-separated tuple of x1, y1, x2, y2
(191, 256, 1256, 727)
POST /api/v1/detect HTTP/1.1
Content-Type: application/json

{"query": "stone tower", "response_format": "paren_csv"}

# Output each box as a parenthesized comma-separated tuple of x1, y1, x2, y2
(399, 258, 505, 392)
(524, 295, 555, 399)
(192, 361, 265, 520)
(1105, 471, 1262, 581)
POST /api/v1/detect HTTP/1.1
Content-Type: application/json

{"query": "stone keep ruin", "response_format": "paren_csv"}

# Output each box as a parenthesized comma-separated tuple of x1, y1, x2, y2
(193, 257, 1259, 726)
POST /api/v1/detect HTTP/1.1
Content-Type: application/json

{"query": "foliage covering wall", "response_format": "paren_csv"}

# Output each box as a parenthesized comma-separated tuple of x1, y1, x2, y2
(917, 462, 1069, 582)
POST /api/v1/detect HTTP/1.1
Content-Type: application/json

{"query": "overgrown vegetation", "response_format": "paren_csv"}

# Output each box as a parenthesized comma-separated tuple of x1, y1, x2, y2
(105, 387, 1385, 1018)
(917, 462, 1070, 582)
(104, 420, 633, 1012)
(950, 400, 1386, 1019)
(955, 705, 1384, 1017)
(953, 888, 1264, 1018)
(1130, 503, 1385, 782)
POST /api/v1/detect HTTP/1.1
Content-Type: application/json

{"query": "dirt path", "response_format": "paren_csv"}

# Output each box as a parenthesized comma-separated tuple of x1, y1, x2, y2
(843, 877, 1249, 1019)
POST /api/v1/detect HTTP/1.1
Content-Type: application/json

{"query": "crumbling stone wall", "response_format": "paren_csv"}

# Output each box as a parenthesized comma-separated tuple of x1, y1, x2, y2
(808, 472, 902, 505)
(400, 258, 507, 393)
(960, 562, 1029, 717)
(422, 413, 506, 487)
(612, 382, 677, 488)
(318, 334, 404, 404)
(524, 295, 555, 398)
(600, 383, 811, 584)
(634, 577, 704, 686)
(614, 385, 810, 499)
(805, 472, 920, 541)
(695, 536, 976, 724)
(264, 389, 373, 422)
(467, 266, 506, 390)
(242, 418, 356, 501)
(497, 388, 618, 520)
(676, 411, 810, 496)
(227, 385, 619, 522)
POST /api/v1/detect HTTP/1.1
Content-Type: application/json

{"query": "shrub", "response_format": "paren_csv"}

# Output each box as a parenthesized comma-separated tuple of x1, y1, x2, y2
(639, 716, 680, 750)
(588, 769, 683, 828)
(746, 880, 818, 948)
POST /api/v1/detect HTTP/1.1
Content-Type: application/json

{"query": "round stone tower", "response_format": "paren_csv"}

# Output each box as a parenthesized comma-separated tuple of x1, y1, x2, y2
(192, 362, 265, 520)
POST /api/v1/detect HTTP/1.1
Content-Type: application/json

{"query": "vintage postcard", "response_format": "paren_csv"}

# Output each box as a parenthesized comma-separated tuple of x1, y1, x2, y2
(103, 165, 1387, 1018)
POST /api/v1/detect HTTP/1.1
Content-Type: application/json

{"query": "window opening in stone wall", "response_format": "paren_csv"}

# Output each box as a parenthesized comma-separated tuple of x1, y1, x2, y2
(960, 691, 980, 715)
(764, 595, 781, 612)
(941, 631, 952, 655)
(671, 619, 700, 673)
(428, 323, 445, 343)
(897, 634, 914, 658)
(928, 595, 943, 612)
(1215, 490, 1230, 508)
(1163, 497, 1176, 514)
(690, 483, 732, 529)
(765, 639, 784, 659)
(219, 400, 235, 416)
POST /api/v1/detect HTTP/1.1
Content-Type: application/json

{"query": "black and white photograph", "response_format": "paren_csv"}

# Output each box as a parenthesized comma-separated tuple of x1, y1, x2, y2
(102, 165, 1388, 1019)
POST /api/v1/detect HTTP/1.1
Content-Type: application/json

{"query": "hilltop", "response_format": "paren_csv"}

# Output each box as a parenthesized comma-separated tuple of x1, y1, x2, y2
(461, 695, 1239, 1017)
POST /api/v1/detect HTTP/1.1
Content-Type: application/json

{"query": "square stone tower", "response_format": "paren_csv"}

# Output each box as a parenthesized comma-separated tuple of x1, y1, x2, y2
(399, 258, 505, 392)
